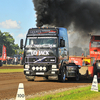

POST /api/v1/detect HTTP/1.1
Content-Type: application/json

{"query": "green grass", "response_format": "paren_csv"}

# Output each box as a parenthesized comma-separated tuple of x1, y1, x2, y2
(3, 64, 23, 66)
(0, 69, 23, 73)
(27, 85, 100, 100)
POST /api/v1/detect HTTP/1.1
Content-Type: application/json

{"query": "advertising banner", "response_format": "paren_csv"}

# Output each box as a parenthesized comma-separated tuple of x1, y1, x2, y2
(2, 45, 7, 61)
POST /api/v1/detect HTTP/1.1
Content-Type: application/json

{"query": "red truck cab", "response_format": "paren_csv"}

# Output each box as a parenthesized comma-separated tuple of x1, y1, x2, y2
(89, 35, 100, 76)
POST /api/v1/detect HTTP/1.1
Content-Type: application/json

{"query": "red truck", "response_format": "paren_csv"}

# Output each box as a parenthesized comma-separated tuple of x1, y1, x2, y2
(69, 35, 100, 78)
(89, 35, 100, 77)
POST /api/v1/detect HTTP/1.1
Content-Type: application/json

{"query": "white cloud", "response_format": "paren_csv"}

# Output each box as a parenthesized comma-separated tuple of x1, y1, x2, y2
(17, 33, 26, 38)
(10, 33, 14, 37)
(0, 19, 20, 29)
(15, 33, 26, 46)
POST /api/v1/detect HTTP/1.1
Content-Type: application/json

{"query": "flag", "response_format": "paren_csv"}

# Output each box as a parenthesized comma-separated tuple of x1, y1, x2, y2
(2, 45, 7, 61)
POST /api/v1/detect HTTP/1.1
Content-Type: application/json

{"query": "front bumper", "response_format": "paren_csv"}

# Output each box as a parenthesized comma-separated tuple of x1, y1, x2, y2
(24, 69, 59, 76)
(24, 63, 59, 76)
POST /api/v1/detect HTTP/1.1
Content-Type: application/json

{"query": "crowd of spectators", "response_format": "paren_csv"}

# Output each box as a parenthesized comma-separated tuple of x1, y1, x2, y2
(5, 56, 23, 65)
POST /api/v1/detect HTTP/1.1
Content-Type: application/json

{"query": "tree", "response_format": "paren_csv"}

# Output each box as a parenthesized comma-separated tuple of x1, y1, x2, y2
(0, 30, 19, 56)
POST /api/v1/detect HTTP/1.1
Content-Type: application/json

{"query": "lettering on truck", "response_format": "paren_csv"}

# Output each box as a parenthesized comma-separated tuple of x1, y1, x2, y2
(31, 50, 49, 56)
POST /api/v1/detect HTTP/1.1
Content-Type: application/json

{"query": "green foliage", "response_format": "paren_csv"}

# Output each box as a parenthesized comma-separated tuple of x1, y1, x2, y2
(0, 30, 20, 56)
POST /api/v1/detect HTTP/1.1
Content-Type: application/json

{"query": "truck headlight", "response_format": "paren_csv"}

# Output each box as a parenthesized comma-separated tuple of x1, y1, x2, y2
(25, 65, 30, 69)
(32, 66, 35, 71)
(40, 66, 43, 71)
(36, 67, 39, 71)
(98, 63, 100, 67)
(52, 65, 57, 68)
(43, 66, 46, 71)
(50, 59, 55, 62)
(26, 71, 30, 74)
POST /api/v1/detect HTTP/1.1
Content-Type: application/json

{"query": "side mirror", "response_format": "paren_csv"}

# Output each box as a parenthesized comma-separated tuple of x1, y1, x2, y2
(63, 40, 65, 47)
(20, 39, 23, 49)
(60, 39, 65, 47)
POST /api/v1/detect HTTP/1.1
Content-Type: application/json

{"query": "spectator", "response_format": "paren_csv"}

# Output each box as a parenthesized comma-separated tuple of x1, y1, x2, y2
(14, 57, 17, 65)
(16, 57, 18, 65)
(20, 56, 22, 65)
(12, 58, 14, 64)
(7, 57, 10, 65)
(6, 57, 7, 65)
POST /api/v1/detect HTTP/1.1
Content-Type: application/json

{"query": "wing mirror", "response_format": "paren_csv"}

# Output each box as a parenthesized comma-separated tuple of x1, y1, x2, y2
(60, 39, 65, 47)
(20, 39, 23, 49)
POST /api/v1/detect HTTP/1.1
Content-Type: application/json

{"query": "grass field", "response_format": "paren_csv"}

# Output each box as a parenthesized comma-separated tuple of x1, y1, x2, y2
(27, 85, 100, 100)
(0, 69, 23, 73)
(3, 64, 23, 66)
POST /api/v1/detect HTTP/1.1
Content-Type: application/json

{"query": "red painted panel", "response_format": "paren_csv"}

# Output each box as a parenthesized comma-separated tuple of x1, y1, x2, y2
(69, 57, 83, 66)
(88, 66, 93, 77)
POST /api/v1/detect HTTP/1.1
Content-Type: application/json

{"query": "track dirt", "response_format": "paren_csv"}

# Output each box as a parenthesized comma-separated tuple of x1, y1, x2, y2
(0, 66, 99, 100)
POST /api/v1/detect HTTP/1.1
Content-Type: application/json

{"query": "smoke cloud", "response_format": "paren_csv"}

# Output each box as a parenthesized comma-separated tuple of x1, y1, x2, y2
(33, 0, 100, 33)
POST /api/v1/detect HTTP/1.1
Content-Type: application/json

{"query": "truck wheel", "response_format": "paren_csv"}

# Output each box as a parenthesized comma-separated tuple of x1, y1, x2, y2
(93, 66, 97, 75)
(0, 61, 2, 67)
(75, 71, 80, 81)
(58, 67, 66, 82)
(25, 75, 35, 81)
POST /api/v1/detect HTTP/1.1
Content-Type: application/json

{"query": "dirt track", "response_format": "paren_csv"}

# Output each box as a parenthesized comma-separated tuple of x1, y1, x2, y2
(0, 66, 99, 100)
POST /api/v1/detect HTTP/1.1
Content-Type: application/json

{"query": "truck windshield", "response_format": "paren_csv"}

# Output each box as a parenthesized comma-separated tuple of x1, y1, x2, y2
(91, 42, 100, 47)
(26, 37, 57, 48)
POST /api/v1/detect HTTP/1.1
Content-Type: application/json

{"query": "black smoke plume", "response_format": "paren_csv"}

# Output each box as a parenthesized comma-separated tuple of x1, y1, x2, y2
(33, 0, 100, 32)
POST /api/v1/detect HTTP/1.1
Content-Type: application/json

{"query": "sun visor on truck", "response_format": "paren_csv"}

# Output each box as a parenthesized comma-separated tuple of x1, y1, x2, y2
(91, 36, 100, 41)
(27, 28, 58, 37)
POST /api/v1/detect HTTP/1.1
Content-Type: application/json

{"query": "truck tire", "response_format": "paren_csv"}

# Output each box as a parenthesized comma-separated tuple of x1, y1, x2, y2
(25, 75, 35, 81)
(75, 72, 80, 81)
(58, 66, 66, 82)
(93, 66, 97, 76)
(74, 68, 80, 81)
(0, 61, 2, 67)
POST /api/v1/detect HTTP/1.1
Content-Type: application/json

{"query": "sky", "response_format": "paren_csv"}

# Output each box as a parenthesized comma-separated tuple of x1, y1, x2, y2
(0, 0, 36, 46)
(1, 0, 99, 49)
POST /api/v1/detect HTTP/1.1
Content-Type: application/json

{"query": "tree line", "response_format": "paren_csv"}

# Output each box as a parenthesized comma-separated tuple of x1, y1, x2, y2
(0, 30, 21, 56)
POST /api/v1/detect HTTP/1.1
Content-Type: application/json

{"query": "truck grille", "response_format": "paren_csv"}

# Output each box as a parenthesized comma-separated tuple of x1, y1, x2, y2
(25, 56, 56, 63)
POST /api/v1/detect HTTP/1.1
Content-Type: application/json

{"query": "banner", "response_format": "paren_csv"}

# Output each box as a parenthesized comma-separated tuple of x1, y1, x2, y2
(2, 45, 7, 61)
